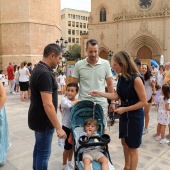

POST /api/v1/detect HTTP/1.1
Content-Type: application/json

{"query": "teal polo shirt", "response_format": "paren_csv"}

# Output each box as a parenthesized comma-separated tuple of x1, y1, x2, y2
(72, 57, 112, 107)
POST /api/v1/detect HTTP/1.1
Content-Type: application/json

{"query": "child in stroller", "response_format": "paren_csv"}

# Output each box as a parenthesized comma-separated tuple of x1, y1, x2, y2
(70, 100, 115, 170)
(80, 118, 109, 170)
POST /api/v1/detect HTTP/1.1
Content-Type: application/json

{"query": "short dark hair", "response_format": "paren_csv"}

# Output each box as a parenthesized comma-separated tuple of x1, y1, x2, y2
(86, 39, 98, 48)
(134, 58, 142, 66)
(43, 43, 62, 58)
(67, 83, 79, 92)
(155, 84, 161, 90)
(27, 62, 32, 67)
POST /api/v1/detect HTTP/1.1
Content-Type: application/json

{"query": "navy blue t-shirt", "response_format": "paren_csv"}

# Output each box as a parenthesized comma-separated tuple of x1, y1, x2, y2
(28, 61, 58, 132)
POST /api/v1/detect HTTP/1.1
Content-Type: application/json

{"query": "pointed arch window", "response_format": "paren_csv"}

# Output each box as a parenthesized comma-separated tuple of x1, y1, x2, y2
(100, 7, 106, 22)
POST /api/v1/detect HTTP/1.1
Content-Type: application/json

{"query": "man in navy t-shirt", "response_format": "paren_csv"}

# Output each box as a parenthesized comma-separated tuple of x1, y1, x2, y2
(28, 44, 66, 170)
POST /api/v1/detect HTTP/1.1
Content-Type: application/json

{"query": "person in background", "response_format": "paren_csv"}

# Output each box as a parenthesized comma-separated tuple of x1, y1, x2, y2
(164, 62, 170, 84)
(6, 62, 15, 94)
(141, 64, 155, 135)
(157, 65, 165, 87)
(60, 83, 79, 170)
(154, 84, 161, 110)
(0, 81, 11, 165)
(154, 84, 170, 144)
(58, 72, 66, 95)
(134, 58, 142, 74)
(72, 39, 115, 129)
(27, 62, 32, 99)
(27, 62, 33, 74)
(19, 61, 30, 101)
(28, 43, 66, 170)
(90, 51, 147, 170)
(14, 66, 20, 94)
(0, 70, 6, 86)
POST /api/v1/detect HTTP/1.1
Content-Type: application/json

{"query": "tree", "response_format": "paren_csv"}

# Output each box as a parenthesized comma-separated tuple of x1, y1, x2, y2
(67, 44, 81, 61)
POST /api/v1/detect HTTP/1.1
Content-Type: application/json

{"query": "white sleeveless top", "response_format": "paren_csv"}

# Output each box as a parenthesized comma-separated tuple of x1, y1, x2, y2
(19, 67, 29, 82)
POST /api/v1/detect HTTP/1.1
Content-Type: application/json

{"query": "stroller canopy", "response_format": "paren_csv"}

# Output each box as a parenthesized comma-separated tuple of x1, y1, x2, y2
(70, 100, 104, 130)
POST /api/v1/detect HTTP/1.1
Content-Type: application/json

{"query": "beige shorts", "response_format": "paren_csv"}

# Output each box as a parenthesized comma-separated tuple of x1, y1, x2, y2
(83, 150, 105, 161)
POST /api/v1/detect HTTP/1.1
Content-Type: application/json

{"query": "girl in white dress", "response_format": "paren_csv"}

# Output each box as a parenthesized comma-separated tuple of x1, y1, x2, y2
(155, 84, 170, 144)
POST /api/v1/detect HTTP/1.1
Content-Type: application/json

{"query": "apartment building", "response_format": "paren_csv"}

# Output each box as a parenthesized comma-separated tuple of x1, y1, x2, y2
(61, 8, 90, 48)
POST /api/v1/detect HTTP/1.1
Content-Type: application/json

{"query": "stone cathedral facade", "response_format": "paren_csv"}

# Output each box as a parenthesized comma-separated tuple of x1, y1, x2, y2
(0, 0, 61, 70)
(82, 0, 170, 64)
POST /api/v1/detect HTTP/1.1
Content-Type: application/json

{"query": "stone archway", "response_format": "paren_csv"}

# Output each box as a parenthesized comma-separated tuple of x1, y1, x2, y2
(126, 35, 162, 61)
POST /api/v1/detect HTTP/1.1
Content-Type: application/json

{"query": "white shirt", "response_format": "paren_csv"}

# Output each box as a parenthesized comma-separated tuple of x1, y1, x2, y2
(157, 71, 164, 87)
(58, 75, 66, 84)
(61, 96, 73, 128)
(19, 67, 29, 82)
(0, 74, 5, 83)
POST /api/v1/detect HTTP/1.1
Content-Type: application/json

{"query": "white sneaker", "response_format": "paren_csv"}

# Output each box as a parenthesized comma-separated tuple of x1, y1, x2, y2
(63, 164, 72, 170)
(67, 162, 74, 170)
(143, 128, 148, 135)
(160, 138, 170, 144)
(155, 135, 161, 141)
(12, 91, 16, 94)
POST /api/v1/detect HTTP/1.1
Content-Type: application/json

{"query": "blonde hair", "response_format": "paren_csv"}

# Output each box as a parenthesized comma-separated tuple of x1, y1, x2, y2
(113, 51, 139, 78)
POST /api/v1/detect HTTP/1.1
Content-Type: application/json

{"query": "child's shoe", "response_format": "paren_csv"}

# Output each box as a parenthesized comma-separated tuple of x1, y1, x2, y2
(67, 162, 74, 170)
(63, 164, 72, 170)
(155, 135, 161, 141)
(160, 138, 169, 144)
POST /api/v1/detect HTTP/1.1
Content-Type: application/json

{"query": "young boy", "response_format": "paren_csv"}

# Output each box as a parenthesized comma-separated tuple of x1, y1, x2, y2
(60, 83, 79, 170)
(80, 118, 109, 170)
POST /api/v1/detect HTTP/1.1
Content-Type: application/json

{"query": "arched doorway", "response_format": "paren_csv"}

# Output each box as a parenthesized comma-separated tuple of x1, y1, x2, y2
(137, 46, 152, 59)
(99, 50, 108, 60)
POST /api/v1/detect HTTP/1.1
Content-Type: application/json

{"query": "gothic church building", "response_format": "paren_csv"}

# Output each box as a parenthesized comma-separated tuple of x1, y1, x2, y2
(83, 0, 170, 63)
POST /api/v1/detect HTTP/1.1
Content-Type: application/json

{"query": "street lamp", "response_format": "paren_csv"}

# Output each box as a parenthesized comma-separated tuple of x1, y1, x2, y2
(56, 37, 68, 51)
(108, 50, 114, 63)
(62, 51, 70, 66)
(63, 51, 70, 59)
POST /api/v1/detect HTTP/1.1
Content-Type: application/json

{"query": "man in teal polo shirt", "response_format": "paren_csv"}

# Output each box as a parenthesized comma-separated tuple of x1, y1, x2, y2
(72, 39, 114, 128)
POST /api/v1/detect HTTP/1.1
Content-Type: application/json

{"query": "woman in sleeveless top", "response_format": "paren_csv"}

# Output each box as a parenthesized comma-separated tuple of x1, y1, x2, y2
(90, 51, 147, 170)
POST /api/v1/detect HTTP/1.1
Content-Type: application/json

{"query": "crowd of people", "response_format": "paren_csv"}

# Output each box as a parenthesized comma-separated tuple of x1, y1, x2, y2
(1, 39, 170, 170)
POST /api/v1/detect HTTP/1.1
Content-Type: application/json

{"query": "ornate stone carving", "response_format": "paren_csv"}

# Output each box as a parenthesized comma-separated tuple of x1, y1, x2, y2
(100, 32, 104, 41)
(113, 7, 170, 21)
(140, 21, 148, 32)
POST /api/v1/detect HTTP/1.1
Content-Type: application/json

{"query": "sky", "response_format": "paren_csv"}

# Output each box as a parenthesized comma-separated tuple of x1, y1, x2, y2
(61, 0, 91, 12)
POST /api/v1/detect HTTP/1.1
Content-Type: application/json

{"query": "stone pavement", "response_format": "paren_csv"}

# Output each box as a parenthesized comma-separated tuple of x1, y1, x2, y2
(1, 85, 170, 170)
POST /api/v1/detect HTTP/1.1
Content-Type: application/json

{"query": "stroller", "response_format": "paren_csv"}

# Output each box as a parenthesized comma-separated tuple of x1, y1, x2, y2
(70, 100, 115, 170)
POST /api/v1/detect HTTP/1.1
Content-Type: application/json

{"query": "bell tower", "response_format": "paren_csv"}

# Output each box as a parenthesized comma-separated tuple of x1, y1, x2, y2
(0, 0, 61, 70)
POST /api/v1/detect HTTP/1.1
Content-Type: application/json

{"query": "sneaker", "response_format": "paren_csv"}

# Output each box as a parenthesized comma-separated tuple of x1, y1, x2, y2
(143, 128, 148, 135)
(160, 138, 170, 144)
(63, 164, 72, 170)
(155, 135, 161, 141)
(12, 91, 16, 94)
(67, 162, 74, 170)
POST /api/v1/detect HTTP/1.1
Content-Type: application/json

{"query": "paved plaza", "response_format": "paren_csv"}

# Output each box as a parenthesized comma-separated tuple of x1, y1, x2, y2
(1, 84, 170, 170)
